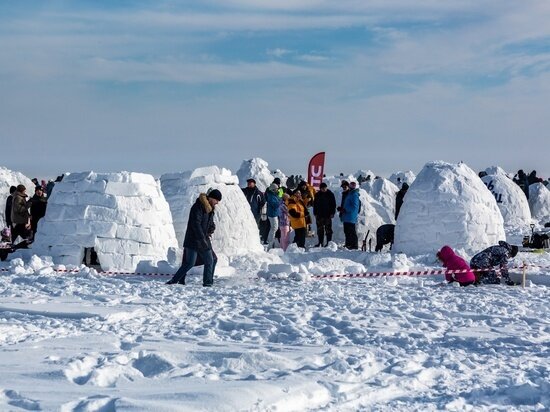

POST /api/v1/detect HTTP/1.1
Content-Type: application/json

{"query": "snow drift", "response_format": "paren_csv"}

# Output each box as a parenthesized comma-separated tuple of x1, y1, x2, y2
(394, 161, 506, 255)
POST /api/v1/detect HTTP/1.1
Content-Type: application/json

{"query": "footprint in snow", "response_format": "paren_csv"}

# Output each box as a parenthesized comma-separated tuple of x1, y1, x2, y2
(0, 389, 40, 411)
(61, 395, 117, 412)
(132, 353, 174, 378)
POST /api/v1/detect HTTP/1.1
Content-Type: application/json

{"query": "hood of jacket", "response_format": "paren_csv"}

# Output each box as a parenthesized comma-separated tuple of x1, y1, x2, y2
(199, 193, 213, 214)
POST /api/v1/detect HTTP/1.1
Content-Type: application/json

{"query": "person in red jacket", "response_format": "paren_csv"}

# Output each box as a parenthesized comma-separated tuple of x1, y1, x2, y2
(437, 245, 476, 287)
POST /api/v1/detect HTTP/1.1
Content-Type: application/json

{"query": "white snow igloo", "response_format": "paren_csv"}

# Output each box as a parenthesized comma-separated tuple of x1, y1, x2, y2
(1, 166, 34, 228)
(32, 171, 178, 271)
(481, 172, 532, 231)
(364, 178, 399, 224)
(160, 166, 263, 256)
(389, 170, 416, 188)
(529, 183, 550, 225)
(394, 161, 505, 256)
(236, 158, 274, 191)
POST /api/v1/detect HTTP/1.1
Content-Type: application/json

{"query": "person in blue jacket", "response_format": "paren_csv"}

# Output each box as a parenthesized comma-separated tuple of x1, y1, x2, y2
(265, 183, 281, 248)
(341, 182, 361, 249)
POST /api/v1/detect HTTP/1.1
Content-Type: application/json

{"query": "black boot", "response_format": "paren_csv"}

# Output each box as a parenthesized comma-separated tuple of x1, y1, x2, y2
(166, 276, 185, 285)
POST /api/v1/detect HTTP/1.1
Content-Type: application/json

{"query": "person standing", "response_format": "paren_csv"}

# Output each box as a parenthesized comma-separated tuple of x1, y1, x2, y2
(30, 186, 48, 238)
(278, 193, 291, 251)
(341, 182, 361, 249)
(265, 183, 281, 248)
(313, 182, 336, 247)
(288, 190, 307, 248)
(337, 180, 350, 221)
(513, 170, 530, 199)
(4, 186, 16, 230)
(395, 182, 409, 220)
(10, 185, 32, 244)
(242, 178, 265, 230)
(166, 189, 222, 287)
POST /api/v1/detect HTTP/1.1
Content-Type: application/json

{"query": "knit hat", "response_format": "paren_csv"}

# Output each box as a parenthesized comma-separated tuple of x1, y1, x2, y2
(269, 183, 278, 192)
(208, 189, 222, 201)
(273, 178, 281, 186)
(319, 182, 328, 189)
(340, 180, 349, 188)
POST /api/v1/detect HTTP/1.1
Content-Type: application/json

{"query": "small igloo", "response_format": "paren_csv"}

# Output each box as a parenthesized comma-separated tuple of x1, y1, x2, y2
(394, 161, 505, 255)
(481, 172, 532, 231)
(364, 178, 399, 223)
(160, 166, 263, 256)
(236, 158, 274, 191)
(529, 183, 550, 225)
(1, 166, 34, 228)
(32, 171, 178, 271)
(389, 171, 416, 188)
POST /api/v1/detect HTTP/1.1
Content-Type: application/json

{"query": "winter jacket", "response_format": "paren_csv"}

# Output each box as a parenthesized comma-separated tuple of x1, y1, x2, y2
(11, 192, 31, 225)
(266, 190, 281, 218)
(313, 189, 336, 219)
(30, 195, 47, 224)
(298, 183, 316, 207)
(183, 194, 216, 251)
(438, 245, 475, 284)
(470, 241, 514, 279)
(395, 183, 409, 220)
(287, 196, 307, 229)
(4, 195, 13, 227)
(242, 187, 265, 220)
(341, 189, 361, 224)
(278, 200, 290, 227)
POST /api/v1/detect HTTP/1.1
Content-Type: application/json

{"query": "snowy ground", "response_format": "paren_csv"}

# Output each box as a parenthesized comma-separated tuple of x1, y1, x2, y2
(1, 248, 549, 411)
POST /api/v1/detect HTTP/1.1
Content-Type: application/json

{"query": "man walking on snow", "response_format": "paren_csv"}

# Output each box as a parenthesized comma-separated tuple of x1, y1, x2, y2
(166, 189, 222, 287)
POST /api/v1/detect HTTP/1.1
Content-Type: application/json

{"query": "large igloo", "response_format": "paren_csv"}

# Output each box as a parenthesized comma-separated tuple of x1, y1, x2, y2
(1, 166, 34, 228)
(364, 178, 399, 223)
(481, 172, 532, 231)
(160, 166, 263, 256)
(529, 183, 550, 225)
(393, 161, 505, 255)
(32, 171, 178, 271)
(236, 158, 274, 191)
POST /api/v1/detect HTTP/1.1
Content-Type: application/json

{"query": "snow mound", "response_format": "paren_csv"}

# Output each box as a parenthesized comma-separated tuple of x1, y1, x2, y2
(354, 169, 376, 179)
(0, 166, 34, 228)
(389, 171, 416, 188)
(160, 166, 263, 257)
(32, 171, 178, 271)
(529, 183, 550, 225)
(364, 178, 399, 223)
(481, 173, 532, 231)
(394, 161, 505, 255)
(484, 165, 510, 177)
(236, 158, 274, 191)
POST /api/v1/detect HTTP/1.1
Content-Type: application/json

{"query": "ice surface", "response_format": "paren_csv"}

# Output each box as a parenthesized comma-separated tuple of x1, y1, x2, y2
(0, 166, 34, 228)
(394, 161, 506, 255)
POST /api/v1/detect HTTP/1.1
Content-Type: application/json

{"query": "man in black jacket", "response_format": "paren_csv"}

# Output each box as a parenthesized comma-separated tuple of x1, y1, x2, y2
(30, 186, 48, 238)
(166, 189, 222, 287)
(395, 182, 409, 220)
(4, 186, 16, 229)
(313, 183, 336, 246)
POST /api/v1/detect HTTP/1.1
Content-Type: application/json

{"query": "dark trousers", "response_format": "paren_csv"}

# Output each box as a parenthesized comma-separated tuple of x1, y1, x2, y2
(316, 217, 333, 245)
(343, 222, 358, 249)
(293, 228, 306, 248)
(12, 224, 31, 244)
(171, 247, 217, 286)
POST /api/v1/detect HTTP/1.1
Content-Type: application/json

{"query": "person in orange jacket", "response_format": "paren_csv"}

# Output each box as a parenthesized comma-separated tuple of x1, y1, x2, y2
(288, 190, 307, 248)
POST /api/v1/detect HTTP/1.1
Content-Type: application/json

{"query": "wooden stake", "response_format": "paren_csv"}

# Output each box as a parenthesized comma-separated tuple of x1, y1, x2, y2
(522, 260, 526, 288)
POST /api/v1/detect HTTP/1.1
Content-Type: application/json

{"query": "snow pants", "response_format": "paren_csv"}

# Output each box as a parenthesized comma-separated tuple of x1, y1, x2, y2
(344, 222, 358, 250)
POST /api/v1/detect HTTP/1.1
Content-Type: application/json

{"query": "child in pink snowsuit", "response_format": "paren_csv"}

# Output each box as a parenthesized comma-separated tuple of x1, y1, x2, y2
(437, 245, 476, 287)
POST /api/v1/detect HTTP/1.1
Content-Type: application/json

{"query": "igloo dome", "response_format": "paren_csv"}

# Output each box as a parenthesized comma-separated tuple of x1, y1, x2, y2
(160, 166, 263, 256)
(481, 173, 532, 231)
(236, 158, 274, 191)
(389, 171, 416, 188)
(529, 183, 550, 225)
(1, 166, 34, 228)
(32, 171, 178, 271)
(394, 161, 505, 255)
(364, 178, 399, 224)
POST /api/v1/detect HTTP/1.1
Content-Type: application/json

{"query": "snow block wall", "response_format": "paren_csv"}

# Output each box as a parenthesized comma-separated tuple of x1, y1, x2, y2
(364, 178, 399, 223)
(481, 173, 532, 230)
(529, 183, 550, 225)
(236, 158, 274, 191)
(0, 166, 34, 228)
(394, 161, 505, 255)
(160, 166, 263, 257)
(389, 171, 416, 188)
(32, 171, 178, 271)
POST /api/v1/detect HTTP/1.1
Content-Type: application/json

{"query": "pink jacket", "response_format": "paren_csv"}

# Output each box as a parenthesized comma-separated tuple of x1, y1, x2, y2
(438, 245, 476, 284)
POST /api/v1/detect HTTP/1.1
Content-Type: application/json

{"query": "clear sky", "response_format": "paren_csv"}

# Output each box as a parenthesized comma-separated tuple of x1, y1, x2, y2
(1, 1, 549, 179)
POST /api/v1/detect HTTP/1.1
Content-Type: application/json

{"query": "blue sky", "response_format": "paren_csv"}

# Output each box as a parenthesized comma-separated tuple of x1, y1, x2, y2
(1, 0, 549, 179)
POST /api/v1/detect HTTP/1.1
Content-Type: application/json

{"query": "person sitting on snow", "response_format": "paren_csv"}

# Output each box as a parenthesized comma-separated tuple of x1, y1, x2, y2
(437, 245, 476, 287)
(469, 241, 519, 285)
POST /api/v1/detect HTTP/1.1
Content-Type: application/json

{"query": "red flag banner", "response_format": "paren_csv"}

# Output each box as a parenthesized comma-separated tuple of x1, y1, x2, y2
(307, 152, 325, 190)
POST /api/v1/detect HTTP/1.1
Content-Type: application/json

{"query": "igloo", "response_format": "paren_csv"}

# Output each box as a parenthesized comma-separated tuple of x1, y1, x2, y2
(236, 158, 274, 191)
(160, 166, 263, 256)
(529, 183, 550, 225)
(364, 178, 399, 223)
(389, 171, 416, 188)
(481, 173, 532, 231)
(1, 166, 34, 228)
(32, 171, 178, 271)
(394, 161, 505, 255)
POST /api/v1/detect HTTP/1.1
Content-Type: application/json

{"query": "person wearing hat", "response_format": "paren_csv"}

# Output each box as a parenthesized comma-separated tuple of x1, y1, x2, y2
(337, 180, 350, 221)
(469, 241, 519, 285)
(167, 189, 222, 287)
(242, 178, 265, 232)
(265, 183, 281, 248)
(30, 186, 48, 238)
(313, 182, 336, 247)
(10, 185, 32, 245)
(340, 181, 361, 249)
